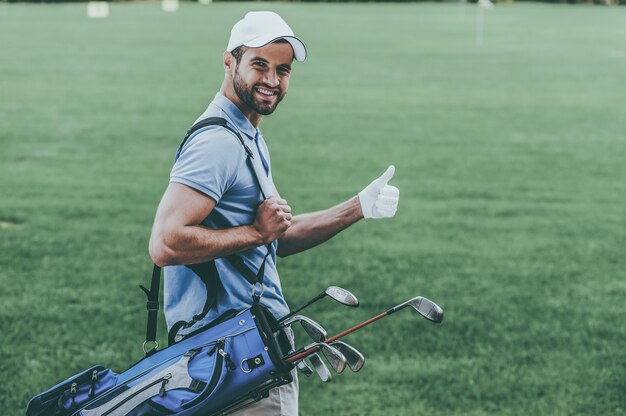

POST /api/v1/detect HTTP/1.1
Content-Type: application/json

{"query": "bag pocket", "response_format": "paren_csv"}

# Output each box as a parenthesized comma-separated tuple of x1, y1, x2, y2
(27, 366, 118, 416)
(80, 338, 231, 416)
(181, 317, 288, 416)
(150, 337, 234, 413)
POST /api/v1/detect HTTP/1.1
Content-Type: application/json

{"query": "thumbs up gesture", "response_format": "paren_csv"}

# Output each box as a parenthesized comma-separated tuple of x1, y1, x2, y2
(358, 165, 400, 219)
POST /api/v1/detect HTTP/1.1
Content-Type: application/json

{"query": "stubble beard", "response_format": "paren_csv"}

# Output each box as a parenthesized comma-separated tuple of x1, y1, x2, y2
(233, 68, 284, 116)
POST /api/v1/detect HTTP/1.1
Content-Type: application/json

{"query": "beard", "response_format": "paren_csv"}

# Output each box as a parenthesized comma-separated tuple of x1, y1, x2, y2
(233, 68, 284, 116)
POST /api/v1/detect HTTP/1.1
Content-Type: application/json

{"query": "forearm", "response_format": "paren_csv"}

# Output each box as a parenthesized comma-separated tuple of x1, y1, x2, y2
(277, 196, 363, 257)
(150, 223, 262, 267)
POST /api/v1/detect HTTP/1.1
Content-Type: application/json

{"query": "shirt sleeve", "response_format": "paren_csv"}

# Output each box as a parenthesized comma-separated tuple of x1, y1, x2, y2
(169, 126, 244, 202)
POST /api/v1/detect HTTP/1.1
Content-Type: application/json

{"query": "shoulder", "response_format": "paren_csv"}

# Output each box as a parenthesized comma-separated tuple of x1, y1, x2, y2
(179, 125, 246, 160)
(170, 124, 248, 199)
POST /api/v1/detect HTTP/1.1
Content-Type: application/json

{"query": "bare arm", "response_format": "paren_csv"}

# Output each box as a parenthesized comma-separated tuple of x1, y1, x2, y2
(149, 182, 292, 267)
(275, 166, 400, 257)
(276, 196, 364, 258)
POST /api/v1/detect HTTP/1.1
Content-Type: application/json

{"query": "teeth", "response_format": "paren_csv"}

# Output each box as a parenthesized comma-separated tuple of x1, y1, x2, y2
(256, 88, 275, 96)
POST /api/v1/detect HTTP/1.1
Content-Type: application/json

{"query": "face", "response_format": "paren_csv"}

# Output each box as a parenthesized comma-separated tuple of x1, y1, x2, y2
(229, 42, 293, 117)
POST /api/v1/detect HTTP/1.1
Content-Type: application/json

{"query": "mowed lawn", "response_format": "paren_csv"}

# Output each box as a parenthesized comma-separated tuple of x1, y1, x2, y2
(1, 2, 625, 415)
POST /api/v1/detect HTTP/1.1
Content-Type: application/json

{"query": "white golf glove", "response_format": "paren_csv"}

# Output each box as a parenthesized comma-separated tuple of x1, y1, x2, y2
(358, 165, 400, 219)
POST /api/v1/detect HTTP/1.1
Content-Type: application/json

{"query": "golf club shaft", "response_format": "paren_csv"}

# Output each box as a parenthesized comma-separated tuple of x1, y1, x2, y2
(278, 292, 324, 324)
(285, 311, 389, 363)
(327, 310, 390, 343)
(285, 296, 443, 364)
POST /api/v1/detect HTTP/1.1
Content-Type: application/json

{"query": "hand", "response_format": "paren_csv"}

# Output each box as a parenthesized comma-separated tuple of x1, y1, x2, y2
(358, 165, 399, 219)
(253, 197, 292, 244)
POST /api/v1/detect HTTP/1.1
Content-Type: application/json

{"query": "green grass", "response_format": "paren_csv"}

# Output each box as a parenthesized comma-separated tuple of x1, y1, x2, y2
(1, 2, 626, 415)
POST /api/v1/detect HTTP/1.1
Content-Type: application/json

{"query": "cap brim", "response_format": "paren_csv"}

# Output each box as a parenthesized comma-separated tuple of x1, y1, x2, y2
(244, 35, 307, 62)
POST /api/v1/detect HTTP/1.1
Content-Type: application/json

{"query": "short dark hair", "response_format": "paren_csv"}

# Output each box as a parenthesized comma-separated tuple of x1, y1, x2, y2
(230, 45, 248, 64)
(230, 39, 291, 64)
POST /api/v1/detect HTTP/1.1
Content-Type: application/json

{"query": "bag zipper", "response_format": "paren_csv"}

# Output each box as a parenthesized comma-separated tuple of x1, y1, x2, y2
(218, 347, 236, 371)
(37, 366, 106, 402)
(122, 326, 253, 387)
(100, 373, 172, 416)
(77, 327, 254, 413)
(181, 338, 228, 409)
(88, 369, 99, 398)
(70, 382, 77, 409)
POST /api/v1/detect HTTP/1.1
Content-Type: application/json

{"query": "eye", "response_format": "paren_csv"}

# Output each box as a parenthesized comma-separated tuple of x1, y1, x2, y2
(253, 61, 267, 68)
(278, 66, 291, 76)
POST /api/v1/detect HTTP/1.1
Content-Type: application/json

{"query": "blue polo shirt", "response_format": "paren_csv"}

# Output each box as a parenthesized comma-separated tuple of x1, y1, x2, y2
(163, 93, 289, 335)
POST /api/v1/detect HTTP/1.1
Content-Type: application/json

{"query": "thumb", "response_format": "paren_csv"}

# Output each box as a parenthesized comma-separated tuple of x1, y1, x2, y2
(372, 165, 395, 188)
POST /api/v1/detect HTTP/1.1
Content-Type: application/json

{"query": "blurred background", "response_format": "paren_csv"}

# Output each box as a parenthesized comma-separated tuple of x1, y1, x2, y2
(1, 0, 625, 415)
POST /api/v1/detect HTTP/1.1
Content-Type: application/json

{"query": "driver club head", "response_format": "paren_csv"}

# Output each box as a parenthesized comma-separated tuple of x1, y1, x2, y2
(325, 286, 359, 307)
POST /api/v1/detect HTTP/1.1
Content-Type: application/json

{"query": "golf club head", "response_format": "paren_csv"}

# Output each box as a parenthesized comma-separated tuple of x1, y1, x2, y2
(308, 353, 332, 382)
(330, 341, 365, 372)
(299, 317, 327, 343)
(318, 343, 347, 374)
(295, 360, 313, 377)
(395, 296, 444, 323)
(325, 286, 359, 307)
(282, 315, 327, 343)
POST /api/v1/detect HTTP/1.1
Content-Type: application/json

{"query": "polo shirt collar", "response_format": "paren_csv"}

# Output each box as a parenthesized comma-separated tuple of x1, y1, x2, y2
(212, 93, 258, 140)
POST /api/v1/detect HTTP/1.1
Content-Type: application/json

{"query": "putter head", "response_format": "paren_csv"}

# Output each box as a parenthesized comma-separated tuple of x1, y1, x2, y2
(325, 286, 359, 307)
(282, 315, 327, 343)
(402, 296, 444, 323)
(308, 353, 332, 382)
(330, 341, 365, 372)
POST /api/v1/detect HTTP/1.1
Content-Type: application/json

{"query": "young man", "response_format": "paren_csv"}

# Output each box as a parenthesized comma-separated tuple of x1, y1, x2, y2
(149, 11, 399, 415)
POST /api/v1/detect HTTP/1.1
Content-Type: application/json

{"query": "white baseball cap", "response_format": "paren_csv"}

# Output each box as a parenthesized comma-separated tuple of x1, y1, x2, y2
(226, 11, 307, 62)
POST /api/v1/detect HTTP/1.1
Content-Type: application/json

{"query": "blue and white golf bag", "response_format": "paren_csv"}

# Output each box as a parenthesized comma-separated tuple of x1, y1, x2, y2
(27, 301, 294, 416)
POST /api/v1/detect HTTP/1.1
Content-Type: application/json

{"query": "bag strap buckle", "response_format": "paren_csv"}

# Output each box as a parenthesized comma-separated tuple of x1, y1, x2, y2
(142, 340, 159, 356)
(251, 282, 264, 304)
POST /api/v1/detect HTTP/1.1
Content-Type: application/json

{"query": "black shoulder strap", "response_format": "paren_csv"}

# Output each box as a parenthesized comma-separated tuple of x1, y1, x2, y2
(142, 117, 272, 353)
(139, 265, 162, 355)
(177, 116, 272, 286)
(175, 116, 253, 162)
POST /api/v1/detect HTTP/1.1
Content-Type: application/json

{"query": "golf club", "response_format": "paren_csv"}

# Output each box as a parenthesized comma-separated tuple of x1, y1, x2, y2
(282, 315, 349, 376)
(298, 342, 347, 373)
(285, 296, 443, 364)
(318, 345, 346, 374)
(308, 353, 332, 382)
(329, 341, 365, 372)
(280, 315, 327, 343)
(295, 359, 313, 377)
(279, 286, 359, 324)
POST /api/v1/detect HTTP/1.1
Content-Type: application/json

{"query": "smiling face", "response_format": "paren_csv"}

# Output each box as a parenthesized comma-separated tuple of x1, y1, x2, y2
(222, 41, 294, 127)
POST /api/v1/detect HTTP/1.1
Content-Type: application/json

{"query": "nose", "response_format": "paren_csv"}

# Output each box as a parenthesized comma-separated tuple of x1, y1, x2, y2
(264, 70, 279, 88)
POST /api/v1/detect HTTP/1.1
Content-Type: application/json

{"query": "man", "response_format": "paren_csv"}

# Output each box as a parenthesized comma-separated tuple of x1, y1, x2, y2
(149, 11, 399, 415)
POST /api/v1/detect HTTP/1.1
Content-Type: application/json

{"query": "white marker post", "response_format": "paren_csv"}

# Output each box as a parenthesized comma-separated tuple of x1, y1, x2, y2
(162, 0, 179, 12)
(476, 0, 494, 46)
(87, 1, 110, 19)
(458, 0, 467, 21)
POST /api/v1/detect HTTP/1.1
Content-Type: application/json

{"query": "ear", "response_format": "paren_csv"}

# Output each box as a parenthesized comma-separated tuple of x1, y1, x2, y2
(224, 51, 234, 71)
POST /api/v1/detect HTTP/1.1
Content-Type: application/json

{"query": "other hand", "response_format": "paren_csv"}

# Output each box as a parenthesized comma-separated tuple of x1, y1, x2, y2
(253, 197, 292, 243)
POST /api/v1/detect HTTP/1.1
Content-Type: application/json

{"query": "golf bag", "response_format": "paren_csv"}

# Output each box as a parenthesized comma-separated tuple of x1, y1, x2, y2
(26, 118, 295, 416)
(26, 301, 294, 416)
